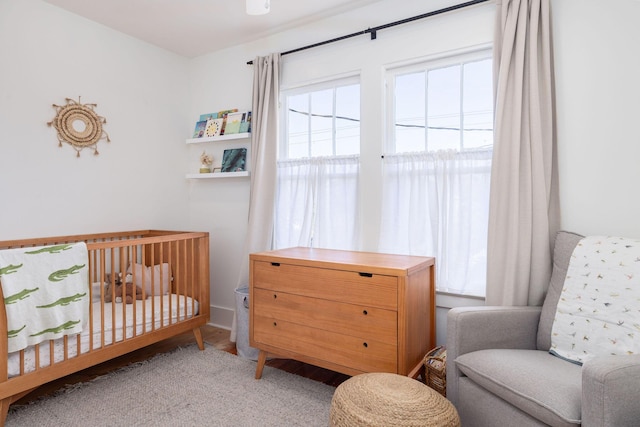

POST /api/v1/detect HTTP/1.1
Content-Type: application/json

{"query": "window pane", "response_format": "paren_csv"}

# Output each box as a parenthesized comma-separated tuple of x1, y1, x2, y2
(463, 59, 493, 149)
(283, 80, 360, 159)
(427, 65, 460, 151)
(310, 89, 333, 157)
(287, 93, 309, 158)
(395, 72, 425, 153)
(335, 84, 360, 156)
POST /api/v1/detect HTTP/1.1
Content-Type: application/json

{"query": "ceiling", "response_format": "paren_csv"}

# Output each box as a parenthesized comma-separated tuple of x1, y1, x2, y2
(42, 0, 386, 58)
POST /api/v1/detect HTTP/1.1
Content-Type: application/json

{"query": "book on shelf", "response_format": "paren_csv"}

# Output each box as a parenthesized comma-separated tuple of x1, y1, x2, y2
(199, 112, 218, 122)
(192, 120, 207, 138)
(217, 109, 238, 118)
(204, 118, 224, 137)
(223, 111, 245, 135)
(221, 148, 247, 172)
(217, 109, 238, 136)
(239, 111, 252, 133)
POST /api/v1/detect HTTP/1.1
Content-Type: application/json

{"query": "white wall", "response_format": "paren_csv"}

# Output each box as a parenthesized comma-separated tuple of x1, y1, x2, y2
(186, 50, 255, 328)
(553, 0, 640, 238)
(0, 0, 190, 240)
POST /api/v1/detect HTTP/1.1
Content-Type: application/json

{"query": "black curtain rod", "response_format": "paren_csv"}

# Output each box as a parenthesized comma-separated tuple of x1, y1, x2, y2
(247, 0, 490, 65)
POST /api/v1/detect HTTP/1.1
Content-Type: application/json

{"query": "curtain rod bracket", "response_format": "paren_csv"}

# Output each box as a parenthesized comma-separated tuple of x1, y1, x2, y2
(369, 29, 377, 40)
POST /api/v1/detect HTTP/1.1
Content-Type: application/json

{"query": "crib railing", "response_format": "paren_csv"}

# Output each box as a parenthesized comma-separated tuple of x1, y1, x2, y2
(0, 230, 209, 408)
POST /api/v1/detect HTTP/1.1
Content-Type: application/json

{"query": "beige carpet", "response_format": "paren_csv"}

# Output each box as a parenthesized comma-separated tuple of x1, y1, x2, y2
(6, 345, 336, 426)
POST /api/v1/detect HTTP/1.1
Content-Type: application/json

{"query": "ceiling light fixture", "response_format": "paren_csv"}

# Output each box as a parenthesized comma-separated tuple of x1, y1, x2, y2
(246, 0, 270, 15)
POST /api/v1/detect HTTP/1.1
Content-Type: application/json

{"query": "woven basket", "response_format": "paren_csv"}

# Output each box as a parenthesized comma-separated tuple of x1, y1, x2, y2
(330, 372, 460, 427)
(423, 345, 447, 397)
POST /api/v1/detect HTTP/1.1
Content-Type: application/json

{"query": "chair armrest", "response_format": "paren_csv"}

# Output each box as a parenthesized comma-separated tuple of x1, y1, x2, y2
(446, 306, 542, 405)
(582, 355, 640, 427)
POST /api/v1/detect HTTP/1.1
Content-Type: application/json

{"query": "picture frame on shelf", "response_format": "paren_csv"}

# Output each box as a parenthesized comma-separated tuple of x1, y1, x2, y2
(221, 148, 247, 172)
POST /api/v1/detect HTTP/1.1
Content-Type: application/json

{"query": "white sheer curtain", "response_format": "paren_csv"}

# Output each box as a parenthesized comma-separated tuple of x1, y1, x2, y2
(486, 0, 559, 306)
(379, 149, 492, 296)
(275, 155, 359, 250)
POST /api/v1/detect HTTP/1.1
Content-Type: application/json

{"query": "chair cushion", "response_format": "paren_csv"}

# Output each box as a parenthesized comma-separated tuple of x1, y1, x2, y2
(537, 231, 583, 350)
(455, 349, 581, 427)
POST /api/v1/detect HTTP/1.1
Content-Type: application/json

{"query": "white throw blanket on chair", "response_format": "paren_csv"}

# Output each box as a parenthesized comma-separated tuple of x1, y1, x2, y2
(550, 235, 640, 364)
(0, 242, 89, 353)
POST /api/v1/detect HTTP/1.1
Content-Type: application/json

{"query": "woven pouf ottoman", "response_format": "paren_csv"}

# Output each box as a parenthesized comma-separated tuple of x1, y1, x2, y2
(330, 372, 460, 427)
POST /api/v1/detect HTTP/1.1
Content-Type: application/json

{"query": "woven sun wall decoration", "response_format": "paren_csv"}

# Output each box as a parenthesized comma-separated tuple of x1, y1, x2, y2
(48, 97, 110, 157)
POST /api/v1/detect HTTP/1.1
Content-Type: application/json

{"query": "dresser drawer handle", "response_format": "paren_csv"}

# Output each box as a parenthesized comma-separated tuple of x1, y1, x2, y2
(359, 272, 373, 277)
(363, 342, 368, 348)
(273, 321, 277, 327)
(362, 310, 368, 315)
(273, 294, 277, 299)
(271, 262, 281, 267)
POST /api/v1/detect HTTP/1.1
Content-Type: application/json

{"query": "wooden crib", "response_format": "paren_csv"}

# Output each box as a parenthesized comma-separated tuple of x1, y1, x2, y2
(0, 230, 210, 425)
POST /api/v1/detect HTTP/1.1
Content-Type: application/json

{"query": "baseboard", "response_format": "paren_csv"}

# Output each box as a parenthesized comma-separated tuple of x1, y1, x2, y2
(209, 304, 234, 330)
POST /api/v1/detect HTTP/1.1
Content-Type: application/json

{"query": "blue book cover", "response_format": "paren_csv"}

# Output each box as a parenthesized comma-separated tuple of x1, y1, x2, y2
(192, 120, 207, 138)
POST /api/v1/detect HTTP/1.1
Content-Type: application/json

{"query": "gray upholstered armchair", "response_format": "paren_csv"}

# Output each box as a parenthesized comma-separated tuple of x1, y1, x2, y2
(446, 231, 640, 426)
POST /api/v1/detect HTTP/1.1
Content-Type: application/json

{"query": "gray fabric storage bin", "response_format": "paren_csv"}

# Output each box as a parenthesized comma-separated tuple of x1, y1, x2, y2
(234, 287, 260, 360)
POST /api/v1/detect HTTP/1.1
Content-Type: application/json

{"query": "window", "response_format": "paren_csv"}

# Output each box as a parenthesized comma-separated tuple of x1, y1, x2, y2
(380, 49, 493, 296)
(275, 77, 360, 250)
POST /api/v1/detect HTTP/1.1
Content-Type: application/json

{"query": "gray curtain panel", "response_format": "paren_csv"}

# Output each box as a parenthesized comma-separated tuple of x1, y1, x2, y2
(486, 0, 560, 306)
(231, 53, 280, 341)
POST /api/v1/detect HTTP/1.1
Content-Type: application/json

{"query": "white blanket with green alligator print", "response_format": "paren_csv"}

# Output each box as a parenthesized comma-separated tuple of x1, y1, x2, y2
(0, 242, 89, 353)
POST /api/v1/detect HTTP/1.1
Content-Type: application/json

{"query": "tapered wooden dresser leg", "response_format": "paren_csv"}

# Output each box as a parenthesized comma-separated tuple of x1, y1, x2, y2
(255, 350, 267, 379)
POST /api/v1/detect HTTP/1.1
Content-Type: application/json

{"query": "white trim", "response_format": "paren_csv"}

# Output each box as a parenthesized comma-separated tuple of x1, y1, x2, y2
(279, 71, 361, 93)
(436, 291, 485, 309)
(383, 42, 493, 73)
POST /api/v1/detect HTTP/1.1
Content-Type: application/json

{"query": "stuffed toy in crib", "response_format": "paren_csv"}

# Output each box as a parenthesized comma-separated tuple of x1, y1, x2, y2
(104, 273, 146, 304)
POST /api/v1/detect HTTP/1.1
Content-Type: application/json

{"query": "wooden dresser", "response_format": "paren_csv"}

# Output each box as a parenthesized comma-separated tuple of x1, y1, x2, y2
(249, 247, 435, 379)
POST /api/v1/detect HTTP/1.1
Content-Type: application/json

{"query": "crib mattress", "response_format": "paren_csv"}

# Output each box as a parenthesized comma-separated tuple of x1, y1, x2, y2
(8, 294, 198, 377)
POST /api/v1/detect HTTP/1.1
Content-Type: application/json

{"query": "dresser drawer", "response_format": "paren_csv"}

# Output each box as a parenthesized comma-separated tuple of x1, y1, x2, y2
(253, 288, 397, 345)
(253, 315, 398, 373)
(252, 260, 397, 310)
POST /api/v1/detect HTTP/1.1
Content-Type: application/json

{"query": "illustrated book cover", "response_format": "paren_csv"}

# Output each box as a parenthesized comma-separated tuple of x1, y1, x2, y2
(204, 118, 224, 137)
(192, 120, 207, 138)
(223, 111, 245, 135)
(217, 109, 238, 136)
